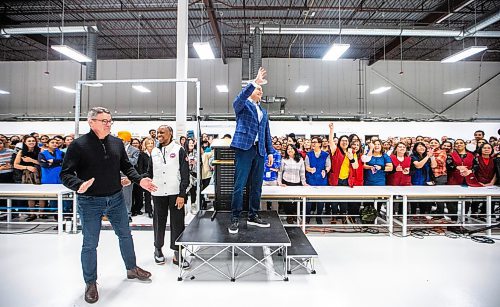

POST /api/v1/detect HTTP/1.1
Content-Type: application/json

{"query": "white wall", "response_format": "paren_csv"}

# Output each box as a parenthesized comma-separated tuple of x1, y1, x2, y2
(1, 121, 498, 142)
(0, 58, 499, 120)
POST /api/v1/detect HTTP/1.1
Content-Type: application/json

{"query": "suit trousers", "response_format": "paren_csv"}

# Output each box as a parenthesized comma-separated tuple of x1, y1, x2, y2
(231, 145, 265, 221)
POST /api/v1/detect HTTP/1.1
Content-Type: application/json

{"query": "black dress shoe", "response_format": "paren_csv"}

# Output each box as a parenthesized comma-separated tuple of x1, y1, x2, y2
(131, 212, 138, 217)
(148, 212, 153, 218)
(137, 211, 143, 215)
(85, 282, 98, 304)
(128, 216, 132, 223)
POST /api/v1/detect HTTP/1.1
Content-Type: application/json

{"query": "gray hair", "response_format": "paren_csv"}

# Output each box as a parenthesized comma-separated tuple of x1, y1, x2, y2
(87, 107, 111, 120)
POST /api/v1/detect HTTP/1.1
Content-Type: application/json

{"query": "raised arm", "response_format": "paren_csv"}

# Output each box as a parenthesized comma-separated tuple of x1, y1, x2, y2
(328, 122, 337, 154)
(233, 67, 267, 114)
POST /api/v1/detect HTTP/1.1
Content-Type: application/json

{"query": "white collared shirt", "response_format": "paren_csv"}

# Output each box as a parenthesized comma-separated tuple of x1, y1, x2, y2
(247, 97, 263, 143)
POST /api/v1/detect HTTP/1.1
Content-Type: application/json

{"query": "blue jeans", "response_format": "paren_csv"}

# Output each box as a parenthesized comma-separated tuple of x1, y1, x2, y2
(77, 191, 137, 284)
(231, 146, 265, 221)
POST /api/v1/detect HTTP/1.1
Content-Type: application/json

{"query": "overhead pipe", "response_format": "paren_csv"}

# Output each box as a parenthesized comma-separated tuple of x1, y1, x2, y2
(250, 25, 500, 38)
(457, 9, 500, 40)
(0, 25, 98, 37)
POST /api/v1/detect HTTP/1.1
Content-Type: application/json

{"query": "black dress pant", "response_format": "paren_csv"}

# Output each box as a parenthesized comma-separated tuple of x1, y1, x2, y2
(144, 190, 152, 214)
(152, 195, 186, 251)
(131, 184, 143, 214)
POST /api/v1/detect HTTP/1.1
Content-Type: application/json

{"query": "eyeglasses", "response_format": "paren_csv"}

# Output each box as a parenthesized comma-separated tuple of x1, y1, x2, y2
(92, 119, 114, 125)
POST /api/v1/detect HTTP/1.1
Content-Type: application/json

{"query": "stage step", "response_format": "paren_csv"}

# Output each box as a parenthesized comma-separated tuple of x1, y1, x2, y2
(285, 227, 318, 257)
(285, 226, 318, 274)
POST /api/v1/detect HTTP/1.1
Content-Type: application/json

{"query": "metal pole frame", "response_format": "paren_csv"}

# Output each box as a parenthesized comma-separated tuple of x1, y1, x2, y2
(74, 78, 202, 212)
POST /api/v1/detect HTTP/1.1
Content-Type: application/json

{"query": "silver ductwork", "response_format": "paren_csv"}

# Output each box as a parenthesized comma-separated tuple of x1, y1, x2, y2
(251, 27, 262, 78)
(85, 27, 98, 80)
(250, 25, 500, 39)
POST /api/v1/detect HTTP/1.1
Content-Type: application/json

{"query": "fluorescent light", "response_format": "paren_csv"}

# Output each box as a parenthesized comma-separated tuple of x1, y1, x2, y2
(84, 83, 103, 87)
(441, 46, 487, 63)
(444, 88, 471, 95)
(370, 86, 391, 94)
(132, 85, 151, 93)
(53, 86, 77, 94)
(0, 89, 10, 94)
(193, 42, 215, 59)
(436, 13, 454, 24)
(51, 45, 92, 63)
(295, 85, 309, 93)
(216, 85, 229, 93)
(322, 44, 350, 61)
(436, 0, 474, 24)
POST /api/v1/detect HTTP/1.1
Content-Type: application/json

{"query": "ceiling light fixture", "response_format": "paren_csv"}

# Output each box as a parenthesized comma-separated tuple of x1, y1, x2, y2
(216, 85, 229, 93)
(132, 85, 151, 93)
(193, 42, 215, 60)
(0, 89, 10, 95)
(441, 46, 487, 63)
(322, 44, 350, 61)
(436, 0, 474, 24)
(50, 0, 92, 63)
(53, 86, 77, 93)
(295, 85, 309, 93)
(370, 86, 391, 94)
(51, 45, 92, 62)
(193, 5, 215, 60)
(443, 88, 471, 95)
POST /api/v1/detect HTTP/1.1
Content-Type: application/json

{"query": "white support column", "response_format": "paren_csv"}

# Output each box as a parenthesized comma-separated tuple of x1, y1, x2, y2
(175, 1, 188, 140)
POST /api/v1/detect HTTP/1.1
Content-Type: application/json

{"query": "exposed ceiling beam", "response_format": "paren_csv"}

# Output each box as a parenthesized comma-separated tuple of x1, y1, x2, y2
(203, 0, 226, 64)
(368, 0, 475, 66)
(3, 6, 491, 15)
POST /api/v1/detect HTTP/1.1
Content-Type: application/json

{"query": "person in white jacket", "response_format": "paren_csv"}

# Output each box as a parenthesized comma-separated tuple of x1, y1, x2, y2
(147, 125, 190, 268)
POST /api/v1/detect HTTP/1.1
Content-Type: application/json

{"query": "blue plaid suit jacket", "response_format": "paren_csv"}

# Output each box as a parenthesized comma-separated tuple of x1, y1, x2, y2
(230, 83, 276, 157)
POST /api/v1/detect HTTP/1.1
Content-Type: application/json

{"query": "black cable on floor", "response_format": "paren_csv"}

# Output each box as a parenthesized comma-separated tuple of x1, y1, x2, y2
(470, 235, 495, 244)
(0, 224, 41, 234)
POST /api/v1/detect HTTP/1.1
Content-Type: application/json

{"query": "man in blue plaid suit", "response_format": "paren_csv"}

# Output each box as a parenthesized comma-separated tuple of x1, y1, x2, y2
(228, 67, 276, 234)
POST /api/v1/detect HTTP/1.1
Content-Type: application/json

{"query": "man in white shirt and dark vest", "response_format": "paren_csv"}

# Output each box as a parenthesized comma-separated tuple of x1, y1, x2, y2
(147, 125, 190, 268)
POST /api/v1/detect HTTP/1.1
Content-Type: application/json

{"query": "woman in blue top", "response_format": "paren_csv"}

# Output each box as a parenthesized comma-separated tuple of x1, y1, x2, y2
(362, 140, 393, 186)
(38, 138, 65, 184)
(410, 142, 437, 217)
(38, 138, 69, 214)
(305, 136, 331, 224)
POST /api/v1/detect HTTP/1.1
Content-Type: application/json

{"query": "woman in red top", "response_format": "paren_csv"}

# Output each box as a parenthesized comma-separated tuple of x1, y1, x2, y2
(446, 139, 477, 221)
(474, 143, 497, 219)
(387, 142, 411, 215)
(387, 142, 412, 186)
(476, 143, 497, 186)
(328, 123, 360, 223)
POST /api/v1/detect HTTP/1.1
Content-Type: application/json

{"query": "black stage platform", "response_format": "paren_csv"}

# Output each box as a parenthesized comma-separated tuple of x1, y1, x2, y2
(176, 211, 291, 281)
